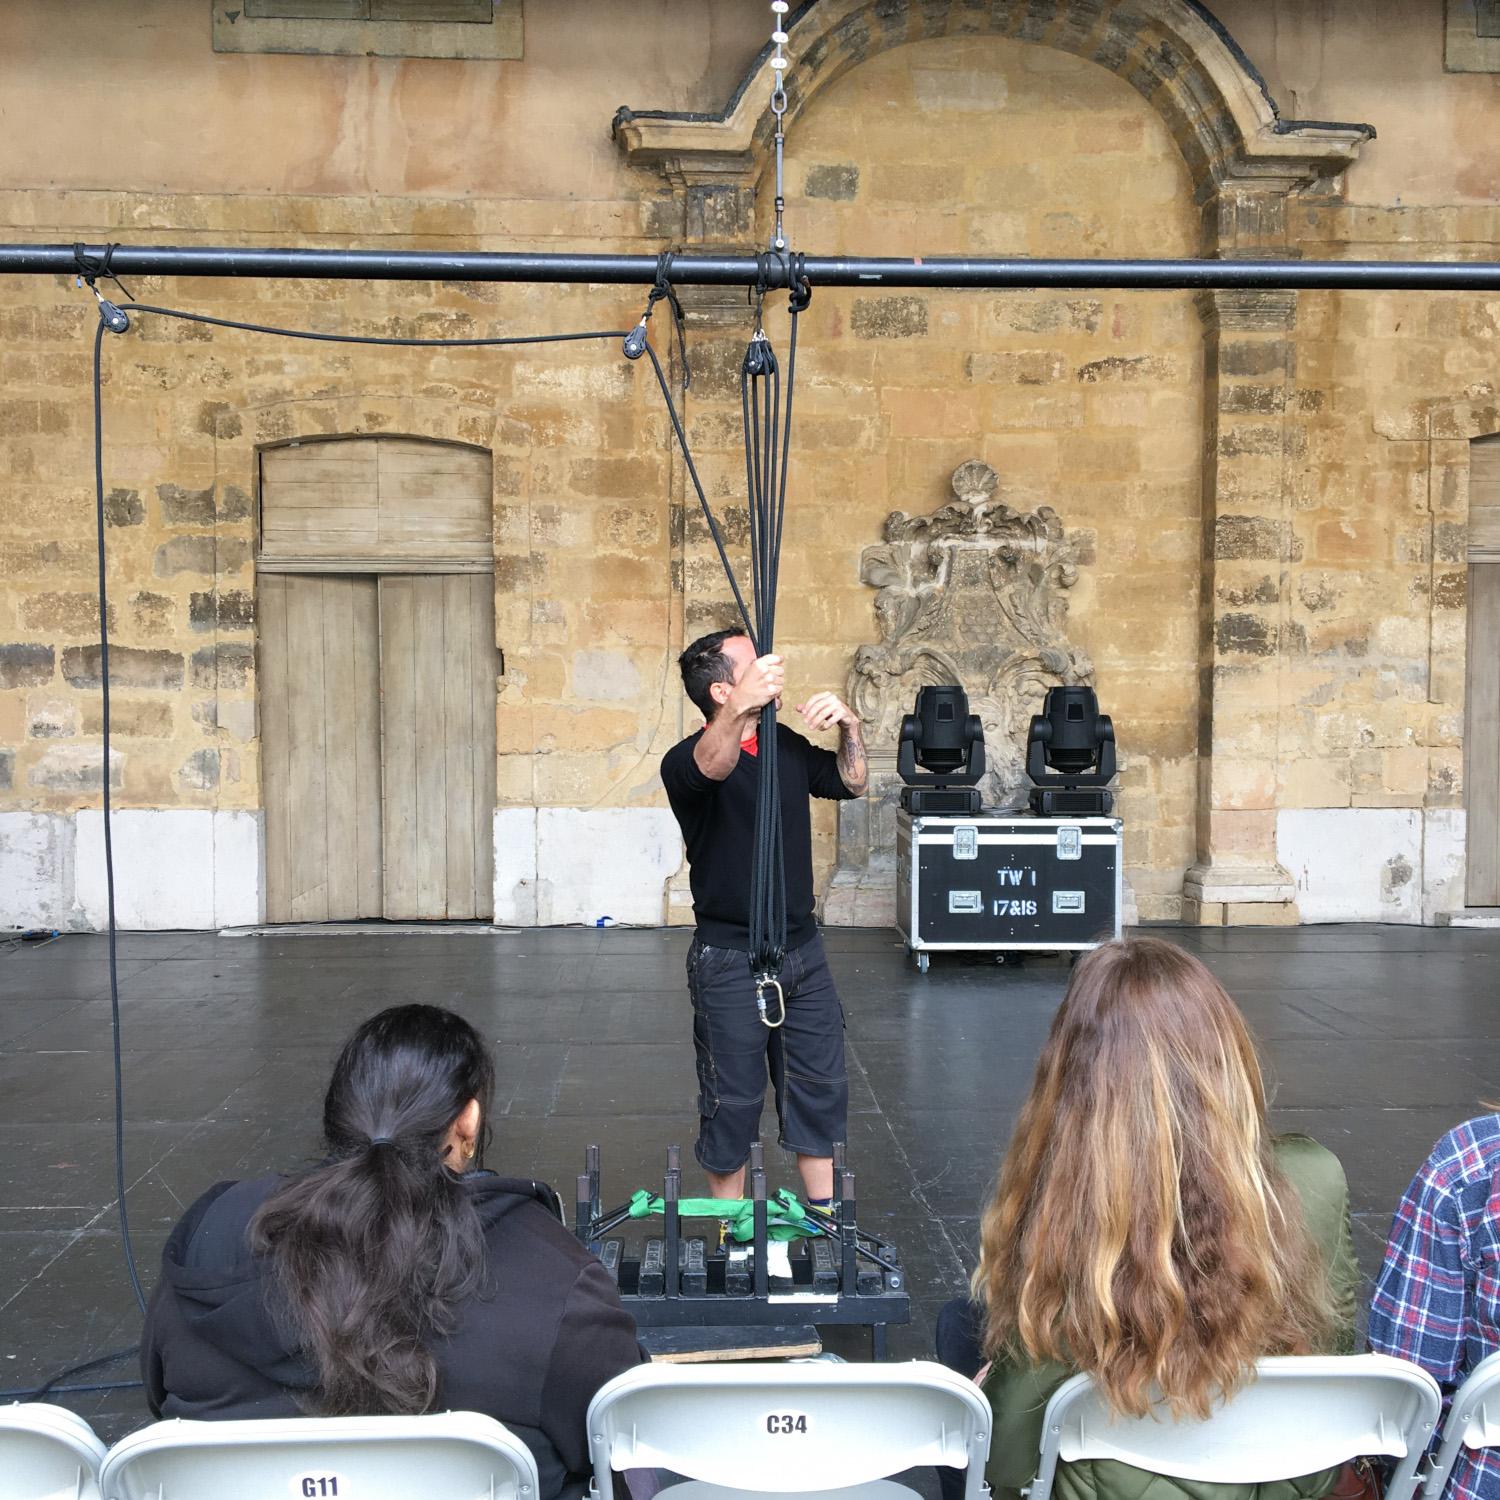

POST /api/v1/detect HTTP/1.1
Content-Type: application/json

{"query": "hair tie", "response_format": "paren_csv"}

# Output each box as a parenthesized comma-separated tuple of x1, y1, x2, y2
(368, 1135, 395, 1148)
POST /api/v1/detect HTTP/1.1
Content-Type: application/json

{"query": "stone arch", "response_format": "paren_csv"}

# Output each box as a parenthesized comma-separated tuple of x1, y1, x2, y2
(614, 0, 1373, 253)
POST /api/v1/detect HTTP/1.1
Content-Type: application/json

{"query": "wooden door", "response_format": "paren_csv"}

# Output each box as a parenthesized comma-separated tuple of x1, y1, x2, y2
(1467, 436, 1500, 905)
(260, 574, 383, 922)
(258, 436, 497, 923)
(377, 574, 498, 920)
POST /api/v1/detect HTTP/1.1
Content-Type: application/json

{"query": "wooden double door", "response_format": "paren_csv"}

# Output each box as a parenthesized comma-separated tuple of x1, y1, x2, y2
(260, 572, 498, 922)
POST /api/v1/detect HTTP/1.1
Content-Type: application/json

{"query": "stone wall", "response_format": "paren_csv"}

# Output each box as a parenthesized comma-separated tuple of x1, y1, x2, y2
(2, 0, 1499, 929)
(705, 35, 1206, 920)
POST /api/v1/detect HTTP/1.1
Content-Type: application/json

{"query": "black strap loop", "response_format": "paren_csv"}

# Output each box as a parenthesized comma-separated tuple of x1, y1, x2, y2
(73, 241, 134, 303)
(787, 252, 812, 313)
(624, 250, 691, 386)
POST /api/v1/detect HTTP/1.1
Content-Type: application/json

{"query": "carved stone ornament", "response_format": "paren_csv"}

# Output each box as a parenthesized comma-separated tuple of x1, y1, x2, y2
(823, 461, 1096, 927)
(846, 459, 1094, 808)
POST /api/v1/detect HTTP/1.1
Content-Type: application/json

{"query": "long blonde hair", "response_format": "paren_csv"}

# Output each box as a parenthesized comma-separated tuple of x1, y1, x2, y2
(973, 937, 1334, 1419)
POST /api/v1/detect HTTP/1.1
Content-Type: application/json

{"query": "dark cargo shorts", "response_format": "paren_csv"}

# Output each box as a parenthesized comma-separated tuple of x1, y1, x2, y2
(685, 931, 849, 1174)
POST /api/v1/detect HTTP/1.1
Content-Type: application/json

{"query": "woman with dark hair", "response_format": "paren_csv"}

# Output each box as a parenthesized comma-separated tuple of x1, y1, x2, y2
(938, 937, 1359, 1500)
(142, 1004, 645, 1499)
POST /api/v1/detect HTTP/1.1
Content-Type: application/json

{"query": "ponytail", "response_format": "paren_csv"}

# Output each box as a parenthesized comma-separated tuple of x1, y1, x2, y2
(249, 1006, 495, 1415)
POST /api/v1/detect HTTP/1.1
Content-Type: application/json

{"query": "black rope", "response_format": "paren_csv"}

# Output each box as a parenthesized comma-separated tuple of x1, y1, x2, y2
(124, 303, 626, 349)
(93, 309, 148, 1321)
(742, 277, 808, 995)
(1, 1344, 143, 1403)
(641, 343, 755, 637)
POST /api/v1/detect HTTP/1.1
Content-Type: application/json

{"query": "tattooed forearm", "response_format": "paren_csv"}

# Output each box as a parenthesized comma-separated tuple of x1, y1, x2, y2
(837, 719, 868, 795)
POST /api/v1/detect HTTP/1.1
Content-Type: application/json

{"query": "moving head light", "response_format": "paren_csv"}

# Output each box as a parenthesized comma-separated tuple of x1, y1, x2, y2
(1026, 685, 1115, 817)
(897, 686, 986, 815)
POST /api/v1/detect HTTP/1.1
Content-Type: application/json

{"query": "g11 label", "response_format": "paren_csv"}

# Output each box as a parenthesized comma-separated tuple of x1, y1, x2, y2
(292, 1475, 343, 1498)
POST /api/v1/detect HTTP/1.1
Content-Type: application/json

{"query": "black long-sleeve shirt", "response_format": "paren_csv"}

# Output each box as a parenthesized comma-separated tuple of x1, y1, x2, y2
(660, 721, 856, 950)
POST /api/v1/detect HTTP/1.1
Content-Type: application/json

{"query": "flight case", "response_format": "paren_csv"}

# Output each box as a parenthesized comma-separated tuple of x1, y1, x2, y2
(896, 811, 1122, 971)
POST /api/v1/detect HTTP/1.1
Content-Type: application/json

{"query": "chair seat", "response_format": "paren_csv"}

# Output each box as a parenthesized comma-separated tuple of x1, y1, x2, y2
(665, 1480, 922, 1500)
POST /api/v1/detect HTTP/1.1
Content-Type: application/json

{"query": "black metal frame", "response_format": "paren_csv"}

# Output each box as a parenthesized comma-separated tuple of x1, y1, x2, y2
(573, 1142, 909, 1360)
(9, 242, 1500, 291)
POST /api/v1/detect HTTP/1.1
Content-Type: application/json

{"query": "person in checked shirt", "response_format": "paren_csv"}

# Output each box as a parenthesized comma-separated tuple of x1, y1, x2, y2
(1368, 1112, 1500, 1500)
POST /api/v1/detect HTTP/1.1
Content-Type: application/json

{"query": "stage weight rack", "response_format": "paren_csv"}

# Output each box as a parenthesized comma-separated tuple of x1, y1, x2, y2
(572, 1141, 909, 1360)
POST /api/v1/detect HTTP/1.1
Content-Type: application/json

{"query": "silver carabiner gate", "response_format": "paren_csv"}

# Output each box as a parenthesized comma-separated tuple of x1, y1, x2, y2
(754, 975, 786, 1029)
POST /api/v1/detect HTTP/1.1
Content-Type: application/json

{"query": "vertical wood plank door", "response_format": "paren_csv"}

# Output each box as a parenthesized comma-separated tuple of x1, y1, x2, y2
(260, 574, 383, 923)
(378, 574, 498, 919)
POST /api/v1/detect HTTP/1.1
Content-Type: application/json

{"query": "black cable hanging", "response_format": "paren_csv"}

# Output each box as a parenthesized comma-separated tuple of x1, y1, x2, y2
(742, 258, 811, 1027)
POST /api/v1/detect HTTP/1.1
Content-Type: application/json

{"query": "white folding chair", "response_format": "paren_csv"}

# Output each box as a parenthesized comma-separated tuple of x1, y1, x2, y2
(586, 1360, 991, 1500)
(100, 1411, 539, 1500)
(0, 1401, 107, 1500)
(1030, 1354, 1441, 1500)
(1421, 1350, 1500, 1498)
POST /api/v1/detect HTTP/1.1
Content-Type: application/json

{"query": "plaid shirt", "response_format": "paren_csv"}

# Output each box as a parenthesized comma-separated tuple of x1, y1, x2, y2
(1368, 1114, 1500, 1500)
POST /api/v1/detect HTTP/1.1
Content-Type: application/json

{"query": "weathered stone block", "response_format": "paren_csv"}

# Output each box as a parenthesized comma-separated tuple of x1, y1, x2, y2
(20, 592, 113, 634)
(1217, 575, 1279, 606)
(27, 700, 76, 739)
(27, 742, 123, 791)
(966, 351, 1064, 385)
(189, 590, 256, 632)
(851, 297, 928, 339)
(154, 537, 216, 576)
(103, 488, 144, 526)
(82, 699, 173, 738)
(189, 643, 254, 690)
(61, 644, 184, 691)
(157, 484, 216, 526)
(1215, 612, 1277, 656)
(1218, 341, 1290, 377)
(0, 643, 55, 689)
(178, 748, 220, 791)
(130, 592, 174, 636)
(805, 163, 860, 200)
(1077, 354, 1175, 382)
(218, 485, 254, 522)
(989, 297, 1102, 334)
(1215, 515, 1287, 560)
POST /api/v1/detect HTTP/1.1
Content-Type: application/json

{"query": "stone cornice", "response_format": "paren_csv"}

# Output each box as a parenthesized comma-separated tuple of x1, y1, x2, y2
(614, 0, 1372, 211)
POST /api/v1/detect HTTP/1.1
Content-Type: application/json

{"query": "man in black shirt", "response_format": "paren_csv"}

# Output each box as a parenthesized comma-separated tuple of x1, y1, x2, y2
(660, 628, 868, 1204)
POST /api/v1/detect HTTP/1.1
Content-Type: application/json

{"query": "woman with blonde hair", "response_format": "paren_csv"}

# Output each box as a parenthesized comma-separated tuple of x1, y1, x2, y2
(938, 936, 1358, 1500)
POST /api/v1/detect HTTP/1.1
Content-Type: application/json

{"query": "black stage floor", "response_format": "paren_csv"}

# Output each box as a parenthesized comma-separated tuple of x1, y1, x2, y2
(2, 922, 1497, 1442)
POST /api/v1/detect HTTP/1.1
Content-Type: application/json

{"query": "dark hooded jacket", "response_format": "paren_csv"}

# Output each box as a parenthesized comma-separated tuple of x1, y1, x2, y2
(141, 1170, 647, 1500)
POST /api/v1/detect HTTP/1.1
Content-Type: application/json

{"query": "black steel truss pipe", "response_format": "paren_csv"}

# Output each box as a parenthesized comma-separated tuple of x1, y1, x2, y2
(8, 243, 1500, 292)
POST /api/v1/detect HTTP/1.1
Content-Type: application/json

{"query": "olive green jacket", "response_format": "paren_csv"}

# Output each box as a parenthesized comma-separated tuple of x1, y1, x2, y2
(981, 1134, 1359, 1500)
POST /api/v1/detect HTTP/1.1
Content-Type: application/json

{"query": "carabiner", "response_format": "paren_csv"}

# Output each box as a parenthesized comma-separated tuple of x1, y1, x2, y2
(754, 975, 786, 1029)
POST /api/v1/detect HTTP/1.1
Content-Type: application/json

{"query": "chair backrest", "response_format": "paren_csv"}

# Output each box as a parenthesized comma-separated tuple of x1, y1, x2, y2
(1421, 1350, 1500, 1499)
(1031, 1355, 1441, 1500)
(0, 1401, 107, 1500)
(100, 1411, 539, 1500)
(586, 1361, 991, 1500)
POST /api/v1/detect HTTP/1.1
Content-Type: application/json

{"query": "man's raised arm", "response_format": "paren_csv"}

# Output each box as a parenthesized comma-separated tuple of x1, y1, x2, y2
(693, 652, 785, 781)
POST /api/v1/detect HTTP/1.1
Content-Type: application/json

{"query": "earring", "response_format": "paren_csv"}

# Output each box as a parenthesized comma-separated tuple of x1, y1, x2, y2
(463, 1142, 476, 1161)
